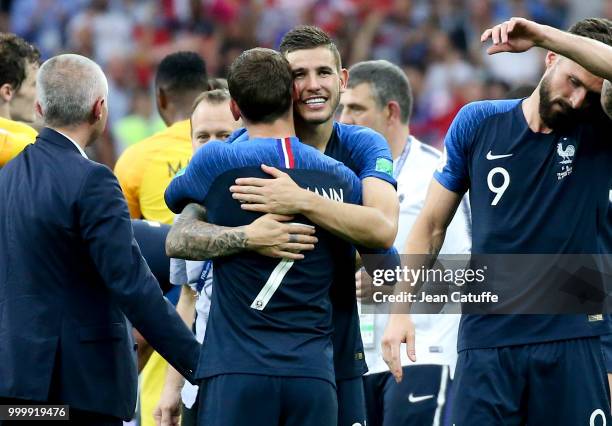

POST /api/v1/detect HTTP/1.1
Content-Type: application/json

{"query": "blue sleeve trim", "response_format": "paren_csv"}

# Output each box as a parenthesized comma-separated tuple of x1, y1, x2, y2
(435, 100, 520, 194)
(165, 141, 228, 213)
(359, 170, 397, 189)
(336, 123, 395, 182)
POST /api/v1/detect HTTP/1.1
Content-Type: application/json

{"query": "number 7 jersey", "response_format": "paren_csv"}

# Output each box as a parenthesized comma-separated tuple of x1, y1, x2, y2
(434, 99, 612, 350)
(165, 136, 362, 384)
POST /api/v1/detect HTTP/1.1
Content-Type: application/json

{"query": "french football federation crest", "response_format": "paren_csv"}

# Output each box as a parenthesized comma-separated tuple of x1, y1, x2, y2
(556, 137, 575, 180)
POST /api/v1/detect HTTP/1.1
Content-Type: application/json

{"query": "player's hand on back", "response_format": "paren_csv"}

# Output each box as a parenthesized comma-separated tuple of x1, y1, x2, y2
(245, 213, 318, 260)
(381, 313, 416, 383)
(481, 17, 546, 55)
(230, 164, 311, 215)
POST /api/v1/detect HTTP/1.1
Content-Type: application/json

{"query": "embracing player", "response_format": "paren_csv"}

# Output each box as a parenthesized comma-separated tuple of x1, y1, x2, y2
(165, 48, 364, 426)
(165, 26, 399, 426)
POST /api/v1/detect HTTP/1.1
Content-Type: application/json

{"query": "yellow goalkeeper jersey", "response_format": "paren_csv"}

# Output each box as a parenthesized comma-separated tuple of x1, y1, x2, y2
(0, 117, 37, 167)
(114, 120, 192, 225)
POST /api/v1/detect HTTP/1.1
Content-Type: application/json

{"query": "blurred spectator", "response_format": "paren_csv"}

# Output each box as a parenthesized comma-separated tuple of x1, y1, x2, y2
(4, 0, 590, 162)
(113, 87, 164, 153)
(67, 0, 135, 66)
(10, 0, 74, 58)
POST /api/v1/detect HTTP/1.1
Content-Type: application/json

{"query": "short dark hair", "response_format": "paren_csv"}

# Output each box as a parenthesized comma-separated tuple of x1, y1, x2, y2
(348, 60, 413, 124)
(155, 51, 208, 96)
(227, 48, 293, 124)
(568, 18, 612, 46)
(0, 33, 40, 91)
(279, 25, 342, 71)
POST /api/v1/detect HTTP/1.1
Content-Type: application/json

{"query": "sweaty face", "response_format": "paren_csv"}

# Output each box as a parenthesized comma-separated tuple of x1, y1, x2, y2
(191, 101, 240, 152)
(11, 61, 39, 123)
(338, 83, 387, 135)
(286, 47, 345, 125)
(538, 57, 602, 131)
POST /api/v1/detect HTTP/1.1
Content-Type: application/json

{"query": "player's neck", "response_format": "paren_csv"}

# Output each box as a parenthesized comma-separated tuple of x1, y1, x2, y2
(388, 125, 411, 160)
(522, 89, 553, 134)
(166, 110, 190, 127)
(295, 118, 333, 152)
(247, 118, 296, 140)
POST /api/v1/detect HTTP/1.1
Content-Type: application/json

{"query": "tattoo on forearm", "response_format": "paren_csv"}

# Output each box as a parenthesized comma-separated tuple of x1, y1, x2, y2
(602, 79, 612, 119)
(166, 203, 248, 260)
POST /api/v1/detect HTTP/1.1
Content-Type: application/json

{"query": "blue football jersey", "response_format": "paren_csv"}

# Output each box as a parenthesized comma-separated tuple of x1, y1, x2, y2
(227, 123, 396, 187)
(165, 136, 362, 384)
(325, 122, 397, 379)
(224, 122, 397, 379)
(434, 99, 612, 350)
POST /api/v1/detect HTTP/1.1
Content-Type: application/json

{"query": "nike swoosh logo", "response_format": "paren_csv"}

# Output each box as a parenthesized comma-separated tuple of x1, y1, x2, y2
(408, 393, 435, 403)
(486, 151, 513, 160)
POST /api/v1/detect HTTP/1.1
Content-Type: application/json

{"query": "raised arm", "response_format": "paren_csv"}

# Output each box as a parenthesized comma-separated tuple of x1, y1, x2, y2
(230, 165, 399, 249)
(165, 203, 318, 261)
(482, 17, 612, 116)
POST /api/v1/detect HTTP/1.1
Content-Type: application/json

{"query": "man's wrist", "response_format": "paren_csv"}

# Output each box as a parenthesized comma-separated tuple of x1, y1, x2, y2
(295, 187, 317, 215)
(240, 225, 257, 250)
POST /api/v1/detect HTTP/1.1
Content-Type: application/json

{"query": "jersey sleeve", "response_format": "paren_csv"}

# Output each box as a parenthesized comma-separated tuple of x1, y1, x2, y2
(433, 102, 481, 194)
(114, 145, 144, 219)
(227, 127, 248, 144)
(340, 124, 396, 187)
(336, 161, 363, 205)
(164, 141, 227, 214)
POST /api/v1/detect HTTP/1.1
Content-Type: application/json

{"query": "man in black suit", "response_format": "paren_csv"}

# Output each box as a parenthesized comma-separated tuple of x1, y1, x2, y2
(0, 54, 200, 425)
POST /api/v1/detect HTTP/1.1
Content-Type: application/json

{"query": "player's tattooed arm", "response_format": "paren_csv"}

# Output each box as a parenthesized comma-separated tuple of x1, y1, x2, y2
(166, 203, 248, 260)
(602, 79, 612, 120)
(166, 203, 318, 261)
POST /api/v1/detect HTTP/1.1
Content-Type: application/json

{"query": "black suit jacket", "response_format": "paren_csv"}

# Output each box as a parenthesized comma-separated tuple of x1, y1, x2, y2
(0, 128, 199, 420)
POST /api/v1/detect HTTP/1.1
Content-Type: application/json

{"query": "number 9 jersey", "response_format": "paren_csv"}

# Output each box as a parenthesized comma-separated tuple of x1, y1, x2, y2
(433, 99, 612, 351)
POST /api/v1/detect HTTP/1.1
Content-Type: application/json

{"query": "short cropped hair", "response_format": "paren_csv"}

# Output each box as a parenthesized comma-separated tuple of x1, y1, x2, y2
(348, 60, 413, 124)
(37, 54, 108, 127)
(155, 51, 208, 96)
(207, 78, 228, 90)
(0, 33, 40, 91)
(227, 48, 293, 124)
(279, 26, 342, 71)
(191, 89, 231, 114)
(568, 18, 612, 46)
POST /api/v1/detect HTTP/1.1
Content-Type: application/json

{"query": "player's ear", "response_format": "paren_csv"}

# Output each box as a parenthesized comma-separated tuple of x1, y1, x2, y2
(0, 83, 14, 103)
(544, 51, 558, 70)
(229, 99, 242, 121)
(91, 97, 104, 123)
(339, 68, 349, 92)
(386, 101, 401, 124)
(34, 101, 43, 120)
(156, 87, 167, 111)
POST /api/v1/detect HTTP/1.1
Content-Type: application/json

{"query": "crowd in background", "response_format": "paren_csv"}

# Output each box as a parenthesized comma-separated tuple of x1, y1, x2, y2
(0, 0, 609, 166)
